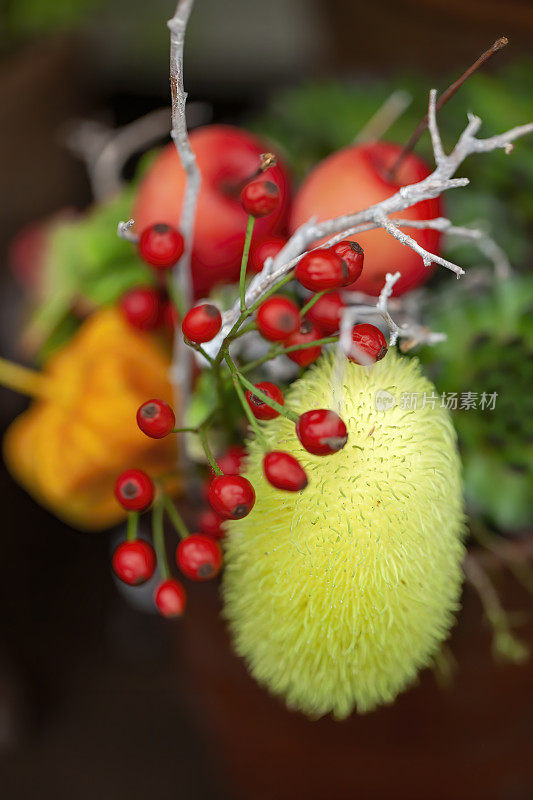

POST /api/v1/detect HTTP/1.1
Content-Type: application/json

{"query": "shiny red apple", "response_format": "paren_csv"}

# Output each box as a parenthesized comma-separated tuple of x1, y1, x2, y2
(134, 125, 291, 297)
(290, 141, 442, 296)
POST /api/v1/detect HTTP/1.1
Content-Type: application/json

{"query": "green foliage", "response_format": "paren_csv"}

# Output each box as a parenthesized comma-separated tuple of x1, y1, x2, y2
(3, 0, 102, 37)
(31, 183, 153, 356)
(249, 62, 533, 265)
(420, 276, 533, 531)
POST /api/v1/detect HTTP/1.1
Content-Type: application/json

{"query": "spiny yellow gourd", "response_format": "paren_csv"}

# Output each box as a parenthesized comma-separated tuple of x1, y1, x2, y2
(223, 349, 465, 718)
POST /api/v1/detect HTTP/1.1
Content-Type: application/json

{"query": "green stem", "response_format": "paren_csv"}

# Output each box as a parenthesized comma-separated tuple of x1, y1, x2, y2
(162, 494, 189, 540)
(126, 511, 139, 542)
(171, 426, 198, 434)
(240, 215, 255, 313)
(213, 270, 295, 367)
(152, 501, 169, 579)
(224, 351, 266, 446)
(184, 338, 214, 365)
(246, 271, 295, 314)
(300, 290, 326, 318)
(233, 320, 257, 339)
(241, 335, 339, 374)
(198, 425, 223, 475)
(236, 371, 298, 423)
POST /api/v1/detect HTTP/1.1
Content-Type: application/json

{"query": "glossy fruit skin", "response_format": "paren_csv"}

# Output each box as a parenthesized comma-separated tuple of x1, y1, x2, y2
(112, 539, 156, 585)
(241, 179, 280, 217)
(291, 141, 442, 296)
(182, 303, 222, 343)
(136, 399, 175, 438)
(134, 126, 290, 296)
(349, 323, 388, 364)
(295, 249, 350, 291)
(245, 381, 284, 420)
(120, 287, 162, 331)
(208, 475, 256, 520)
(331, 240, 364, 287)
(139, 223, 184, 269)
(307, 291, 345, 335)
(263, 451, 308, 492)
(176, 534, 223, 581)
(284, 319, 323, 367)
(114, 469, 154, 511)
(296, 409, 348, 456)
(154, 579, 187, 617)
(250, 236, 286, 273)
(256, 296, 300, 342)
(198, 507, 225, 539)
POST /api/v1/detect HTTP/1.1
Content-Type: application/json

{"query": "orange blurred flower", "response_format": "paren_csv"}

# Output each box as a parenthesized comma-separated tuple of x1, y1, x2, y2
(3, 308, 180, 530)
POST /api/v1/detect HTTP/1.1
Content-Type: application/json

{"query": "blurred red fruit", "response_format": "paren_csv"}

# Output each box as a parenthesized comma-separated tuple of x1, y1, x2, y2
(291, 142, 442, 296)
(134, 126, 291, 296)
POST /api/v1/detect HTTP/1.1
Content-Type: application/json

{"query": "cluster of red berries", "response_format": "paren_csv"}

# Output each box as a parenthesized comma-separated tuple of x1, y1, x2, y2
(253, 241, 387, 367)
(112, 466, 223, 618)
(119, 222, 184, 332)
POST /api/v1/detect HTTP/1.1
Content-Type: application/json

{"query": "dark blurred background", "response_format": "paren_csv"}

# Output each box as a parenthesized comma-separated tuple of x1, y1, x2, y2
(0, 1, 532, 798)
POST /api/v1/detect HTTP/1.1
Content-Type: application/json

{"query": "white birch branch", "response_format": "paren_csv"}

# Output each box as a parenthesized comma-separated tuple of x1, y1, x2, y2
(167, 0, 200, 452)
(202, 89, 532, 358)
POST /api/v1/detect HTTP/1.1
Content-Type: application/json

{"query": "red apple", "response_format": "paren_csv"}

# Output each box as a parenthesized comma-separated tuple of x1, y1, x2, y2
(133, 125, 291, 297)
(290, 141, 442, 296)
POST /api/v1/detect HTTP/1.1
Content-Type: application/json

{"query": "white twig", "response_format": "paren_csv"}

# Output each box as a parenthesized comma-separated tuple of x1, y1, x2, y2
(427, 89, 446, 166)
(343, 272, 446, 350)
(117, 219, 138, 243)
(167, 0, 200, 453)
(203, 92, 532, 359)
(65, 108, 172, 202)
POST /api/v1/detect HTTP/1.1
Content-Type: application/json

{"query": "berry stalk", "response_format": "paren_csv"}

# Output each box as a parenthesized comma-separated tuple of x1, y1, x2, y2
(240, 215, 255, 312)
(299, 291, 327, 319)
(152, 500, 170, 579)
(126, 511, 140, 542)
(224, 352, 267, 446)
(162, 493, 189, 540)
(241, 335, 339, 374)
(237, 372, 298, 423)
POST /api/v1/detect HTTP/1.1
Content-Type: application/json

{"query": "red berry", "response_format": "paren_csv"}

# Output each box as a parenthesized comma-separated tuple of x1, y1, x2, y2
(250, 236, 286, 273)
(208, 475, 255, 520)
(212, 445, 247, 476)
(154, 578, 187, 617)
(263, 451, 308, 492)
(284, 319, 323, 367)
(182, 303, 222, 343)
(256, 295, 300, 342)
(245, 381, 284, 420)
(331, 240, 364, 287)
(114, 469, 154, 511)
(348, 323, 388, 365)
(198, 507, 226, 539)
(296, 409, 348, 456)
(120, 286, 162, 331)
(112, 539, 156, 585)
(176, 534, 223, 581)
(295, 249, 350, 291)
(139, 223, 184, 269)
(136, 399, 175, 438)
(241, 179, 280, 217)
(307, 291, 345, 335)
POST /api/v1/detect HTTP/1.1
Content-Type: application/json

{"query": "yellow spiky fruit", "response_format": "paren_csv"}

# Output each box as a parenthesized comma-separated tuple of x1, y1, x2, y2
(223, 350, 465, 718)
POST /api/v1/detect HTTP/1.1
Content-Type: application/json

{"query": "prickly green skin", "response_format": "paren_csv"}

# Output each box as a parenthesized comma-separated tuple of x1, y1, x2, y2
(422, 277, 533, 531)
(223, 350, 465, 718)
